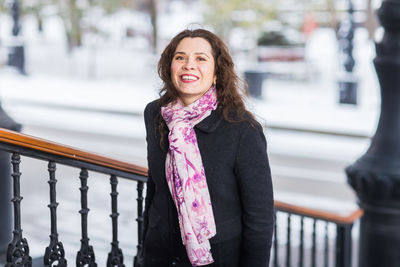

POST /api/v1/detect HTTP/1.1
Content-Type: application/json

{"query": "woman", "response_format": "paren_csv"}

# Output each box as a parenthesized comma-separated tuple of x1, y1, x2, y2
(142, 29, 274, 267)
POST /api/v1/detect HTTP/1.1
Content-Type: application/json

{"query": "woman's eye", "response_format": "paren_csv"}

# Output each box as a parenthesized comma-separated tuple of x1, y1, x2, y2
(197, 57, 206, 61)
(175, 56, 184, 60)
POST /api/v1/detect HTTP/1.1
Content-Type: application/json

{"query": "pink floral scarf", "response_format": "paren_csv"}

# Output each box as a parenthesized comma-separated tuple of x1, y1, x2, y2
(161, 87, 218, 266)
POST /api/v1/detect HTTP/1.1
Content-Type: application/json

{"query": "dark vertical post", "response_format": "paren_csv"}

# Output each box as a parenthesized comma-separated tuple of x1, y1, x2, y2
(285, 214, 291, 267)
(0, 106, 21, 260)
(324, 222, 329, 267)
(299, 217, 304, 267)
(107, 175, 124, 267)
(345, 1, 400, 266)
(134, 181, 144, 267)
(335, 225, 352, 267)
(0, 151, 12, 260)
(7, 0, 26, 75)
(311, 219, 316, 267)
(273, 211, 279, 267)
(337, 0, 357, 105)
(44, 161, 67, 266)
(6, 153, 31, 266)
(76, 168, 97, 267)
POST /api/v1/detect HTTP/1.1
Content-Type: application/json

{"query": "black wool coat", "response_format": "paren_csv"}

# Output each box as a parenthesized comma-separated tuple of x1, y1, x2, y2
(142, 99, 274, 267)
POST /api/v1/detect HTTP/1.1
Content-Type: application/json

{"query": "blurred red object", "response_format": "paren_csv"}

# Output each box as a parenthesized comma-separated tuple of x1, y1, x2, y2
(257, 46, 305, 62)
(302, 13, 318, 37)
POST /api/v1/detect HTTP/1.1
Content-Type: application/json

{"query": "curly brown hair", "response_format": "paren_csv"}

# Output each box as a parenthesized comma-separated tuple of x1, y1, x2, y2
(157, 29, 256, 146)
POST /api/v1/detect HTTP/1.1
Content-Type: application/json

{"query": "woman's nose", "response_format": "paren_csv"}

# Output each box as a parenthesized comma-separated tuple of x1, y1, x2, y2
(183, 58, 195, 69)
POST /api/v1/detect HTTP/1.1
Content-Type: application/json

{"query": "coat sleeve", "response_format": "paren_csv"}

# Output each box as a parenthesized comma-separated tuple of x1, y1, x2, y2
(136, 169, 155, 266)
(141, 103, 157, 249)
(142, 171, 155, 244)
(235, 123, 274, 267)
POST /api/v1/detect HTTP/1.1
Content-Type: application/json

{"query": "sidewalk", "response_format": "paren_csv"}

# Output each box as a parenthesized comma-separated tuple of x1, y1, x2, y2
(0, 23, 381, 140)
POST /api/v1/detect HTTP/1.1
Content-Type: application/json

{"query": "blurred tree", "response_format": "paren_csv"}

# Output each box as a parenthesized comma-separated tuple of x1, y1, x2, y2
(135, 0, 158, 53)
(58, 0, 154, 52)
(326, 0, 339, 30)
(1, 0, 54, 34)
(202, 0, 277, 43)
(2, 0, 158, 53)
(55, 0, 139, 52)
(25, 0, 47, 32)
(58, 0, 83, 52)
(100, 0, 135, 14)
(0, 0, 6, 12)
(149, 0, 157, 53)
(258, 30, 292, 46)
(364, 0, 379, 40)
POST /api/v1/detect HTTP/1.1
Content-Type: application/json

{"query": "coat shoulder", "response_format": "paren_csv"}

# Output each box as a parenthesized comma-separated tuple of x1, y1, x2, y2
(144, 99, 162, 141)
(222, 109, 263, 132)
(223, 113, 263, 136)
(144, 99, 161, 119)
(228, 115, 266, 150)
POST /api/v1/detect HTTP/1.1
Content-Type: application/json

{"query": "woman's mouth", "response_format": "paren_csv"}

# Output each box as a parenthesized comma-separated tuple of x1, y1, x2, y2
(180, 74, 199, 82)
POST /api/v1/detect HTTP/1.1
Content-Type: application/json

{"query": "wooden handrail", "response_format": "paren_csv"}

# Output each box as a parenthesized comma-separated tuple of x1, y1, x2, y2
(0, 128, 363, 225)
(275, 200, 363, 225)
(0, 128, 148, 177)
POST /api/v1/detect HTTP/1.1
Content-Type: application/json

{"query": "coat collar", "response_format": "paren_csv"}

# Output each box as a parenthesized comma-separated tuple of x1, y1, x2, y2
(195, 109, 222, 133)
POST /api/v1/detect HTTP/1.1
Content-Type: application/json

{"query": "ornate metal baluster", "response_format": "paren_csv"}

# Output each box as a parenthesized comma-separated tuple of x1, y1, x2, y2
(6, 153, 32, 267)
(311, 219, 317, 267)
(134, 181, 144, 266)
(324, 222, 329, 267)
(44, 161, 67, 266)
(299, 216, 304, 267)
(76, 168, 97, 267)
(273, 211, 278, 267)
(335, 224, 353, 267)
(107, 175, 124, 267)
(286, 214, 291, 267)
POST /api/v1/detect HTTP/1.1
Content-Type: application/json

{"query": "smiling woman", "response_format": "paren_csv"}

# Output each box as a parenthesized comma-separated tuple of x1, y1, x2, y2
(139, 29, 274, 267)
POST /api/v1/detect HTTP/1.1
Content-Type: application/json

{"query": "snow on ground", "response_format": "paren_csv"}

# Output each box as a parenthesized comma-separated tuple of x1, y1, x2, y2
(0, 12, 381, 136)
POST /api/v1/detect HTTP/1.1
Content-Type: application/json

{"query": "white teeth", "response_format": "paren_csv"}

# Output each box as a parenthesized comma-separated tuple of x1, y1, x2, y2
(181, 75, 198, 81)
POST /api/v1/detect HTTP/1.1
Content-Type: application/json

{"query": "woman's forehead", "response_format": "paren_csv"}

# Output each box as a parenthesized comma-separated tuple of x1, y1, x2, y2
(174, 37, 213, 55)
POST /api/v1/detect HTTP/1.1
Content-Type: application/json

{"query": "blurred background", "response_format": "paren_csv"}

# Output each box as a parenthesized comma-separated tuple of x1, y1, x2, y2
(0, 0, 386, 266)
(0, 0, 382, 162)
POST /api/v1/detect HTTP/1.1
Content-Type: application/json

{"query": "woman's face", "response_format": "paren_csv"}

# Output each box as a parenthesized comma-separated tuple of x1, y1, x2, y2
(171, 37, 216, 106)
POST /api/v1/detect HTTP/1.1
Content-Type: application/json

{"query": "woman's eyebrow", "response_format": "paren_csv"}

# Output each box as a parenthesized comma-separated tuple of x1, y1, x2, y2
(195, 52, 210, 58)
(174, 51, 186, 55)
(174, 51, 210, 58)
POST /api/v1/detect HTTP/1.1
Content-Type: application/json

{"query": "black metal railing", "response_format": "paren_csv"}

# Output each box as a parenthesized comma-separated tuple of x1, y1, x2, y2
(0, 128, 147, 266)
(272, 200, 362, 267)
(0, 128, 362, 267)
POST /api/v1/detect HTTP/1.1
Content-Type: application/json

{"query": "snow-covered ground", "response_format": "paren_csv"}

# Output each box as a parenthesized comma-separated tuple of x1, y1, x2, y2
(0, 10, 381, 136)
